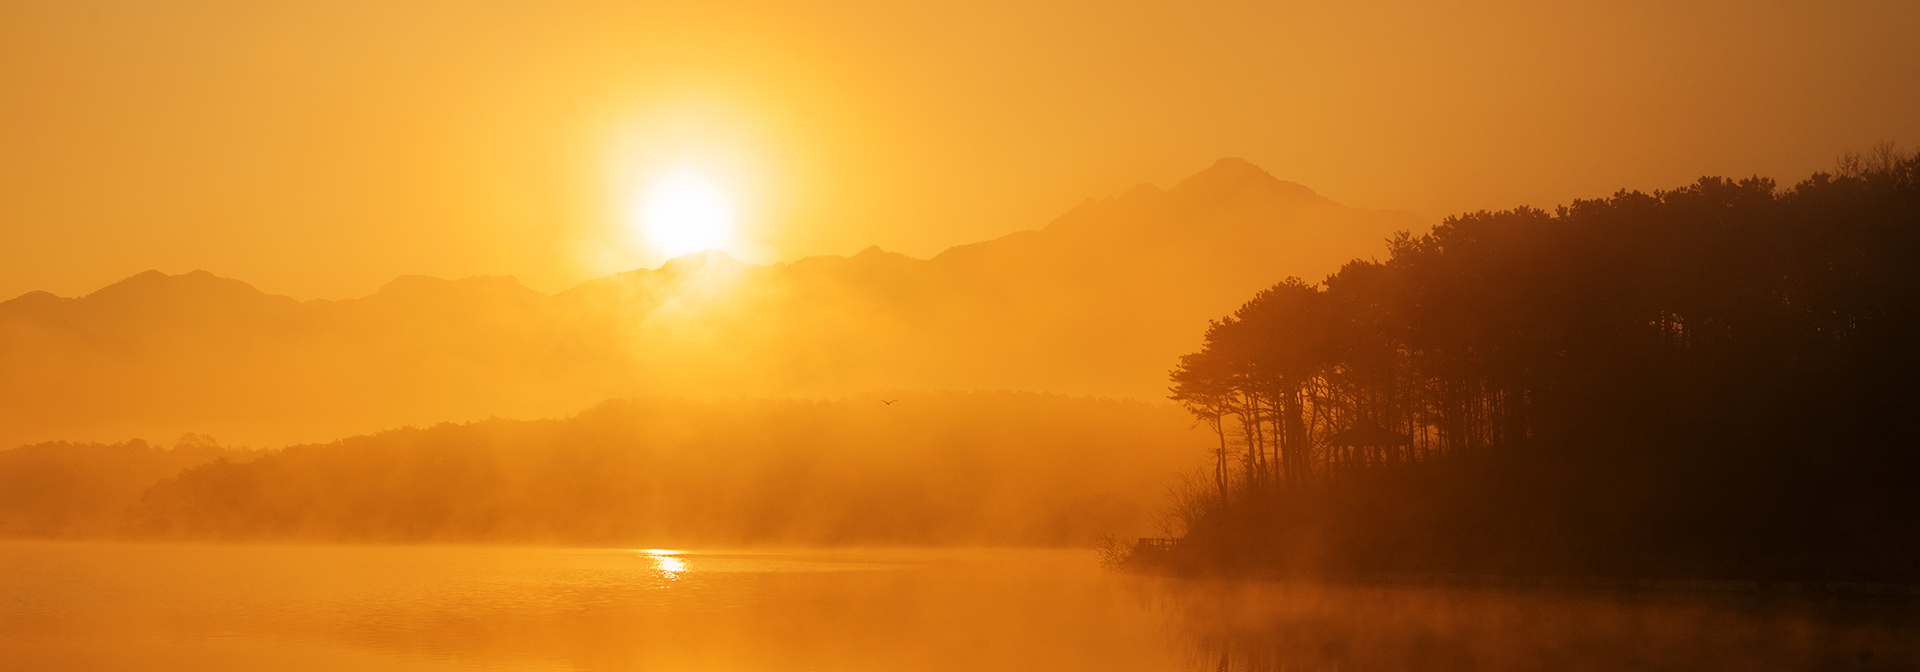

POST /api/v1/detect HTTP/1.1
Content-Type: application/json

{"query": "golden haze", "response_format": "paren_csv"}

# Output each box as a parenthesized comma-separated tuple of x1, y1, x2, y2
(0, 159, 1407, 449)
(2, 0, 1916, 300)
(4, 2, 1920, 668)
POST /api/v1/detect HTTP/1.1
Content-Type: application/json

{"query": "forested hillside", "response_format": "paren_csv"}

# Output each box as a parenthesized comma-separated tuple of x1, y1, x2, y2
(1, 393, 1208, 546)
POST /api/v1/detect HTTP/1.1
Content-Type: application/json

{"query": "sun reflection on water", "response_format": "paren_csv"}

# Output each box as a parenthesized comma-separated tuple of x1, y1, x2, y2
(636, 549, 687, 580)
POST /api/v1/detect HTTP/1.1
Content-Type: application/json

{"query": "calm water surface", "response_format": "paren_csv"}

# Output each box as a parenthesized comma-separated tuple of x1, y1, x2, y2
(2, 541, 1916, 671)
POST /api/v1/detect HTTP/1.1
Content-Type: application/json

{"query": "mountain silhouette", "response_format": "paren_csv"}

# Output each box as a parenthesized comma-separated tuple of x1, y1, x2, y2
(0, 158, 1422, 448)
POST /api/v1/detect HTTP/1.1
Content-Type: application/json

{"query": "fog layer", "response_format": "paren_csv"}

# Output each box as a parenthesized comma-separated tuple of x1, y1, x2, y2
(2, 393, 1209, 545)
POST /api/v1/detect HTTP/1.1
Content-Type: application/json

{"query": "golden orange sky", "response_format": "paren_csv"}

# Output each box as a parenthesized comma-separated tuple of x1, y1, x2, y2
(2, 0, 1916, 300)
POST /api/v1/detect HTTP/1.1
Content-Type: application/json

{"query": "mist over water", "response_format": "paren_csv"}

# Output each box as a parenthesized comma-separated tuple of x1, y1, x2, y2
(4, 542, 1914, 671)
(6, 152, 1920, 670)
(4, 0, 1917, 663)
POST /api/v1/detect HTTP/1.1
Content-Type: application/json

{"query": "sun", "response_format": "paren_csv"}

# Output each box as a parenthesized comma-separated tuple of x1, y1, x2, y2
(636, 170, 737, 258)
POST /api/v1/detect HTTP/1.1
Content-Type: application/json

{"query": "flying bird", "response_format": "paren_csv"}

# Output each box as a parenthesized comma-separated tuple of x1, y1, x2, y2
(881, 399, 899, 406)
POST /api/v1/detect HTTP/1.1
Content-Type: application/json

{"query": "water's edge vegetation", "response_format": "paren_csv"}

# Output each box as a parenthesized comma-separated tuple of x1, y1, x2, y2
(1128, 148, 1920, 584)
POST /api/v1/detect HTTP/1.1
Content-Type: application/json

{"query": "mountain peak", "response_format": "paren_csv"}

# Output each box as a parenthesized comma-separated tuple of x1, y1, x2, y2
(656, 250, 749, 279)
(82, 269, 271, 304)
(1204, 156, 1271, 178)
(851, 245, 917, 263)
(1170, 157, 1323, 204)
(0, 290, 66, 312)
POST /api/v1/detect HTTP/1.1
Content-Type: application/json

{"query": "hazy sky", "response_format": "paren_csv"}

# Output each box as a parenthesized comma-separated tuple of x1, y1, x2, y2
(2, 0, 1916, 300)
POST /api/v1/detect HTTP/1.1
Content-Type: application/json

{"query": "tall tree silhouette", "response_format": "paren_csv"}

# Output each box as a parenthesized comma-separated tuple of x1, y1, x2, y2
(1165, 149, 1920, 582)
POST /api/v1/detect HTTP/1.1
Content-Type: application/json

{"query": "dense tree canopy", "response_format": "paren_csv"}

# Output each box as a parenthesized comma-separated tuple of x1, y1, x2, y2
(1167, 148, 1920, 581)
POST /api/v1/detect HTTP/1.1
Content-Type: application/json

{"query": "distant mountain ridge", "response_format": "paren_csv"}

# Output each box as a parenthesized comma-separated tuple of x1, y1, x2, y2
(0, 158, 1424, 448)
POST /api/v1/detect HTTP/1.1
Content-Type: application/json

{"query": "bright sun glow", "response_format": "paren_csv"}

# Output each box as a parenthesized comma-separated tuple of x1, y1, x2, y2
(637, 170, 736, 258)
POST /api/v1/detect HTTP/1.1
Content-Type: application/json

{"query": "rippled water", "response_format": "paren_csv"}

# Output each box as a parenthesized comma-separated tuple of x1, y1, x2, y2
(2, 541, 1916, 671)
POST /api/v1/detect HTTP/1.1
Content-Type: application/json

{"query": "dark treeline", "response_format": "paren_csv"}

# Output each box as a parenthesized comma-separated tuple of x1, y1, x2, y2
(0, 393, 1204, 546)
(1158, 147, 1920, 582)
(0, 435, 256, 537)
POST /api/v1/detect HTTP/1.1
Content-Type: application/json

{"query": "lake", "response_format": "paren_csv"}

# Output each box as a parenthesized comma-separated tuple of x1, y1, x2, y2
(2, 541, 1915, 671)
